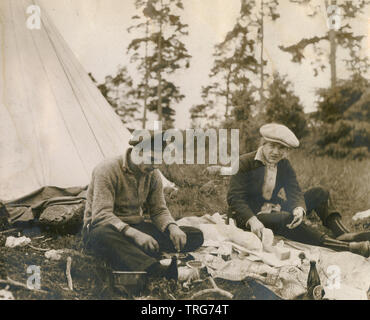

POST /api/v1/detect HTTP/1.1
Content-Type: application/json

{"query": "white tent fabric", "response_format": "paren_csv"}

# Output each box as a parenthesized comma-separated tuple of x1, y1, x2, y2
(0, 0, 131, 200)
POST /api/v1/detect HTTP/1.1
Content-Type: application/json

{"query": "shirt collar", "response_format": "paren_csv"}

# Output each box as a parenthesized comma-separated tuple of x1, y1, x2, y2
(122, 148, 134, 174)
(254, 146, 267, 165)
(254, 146, 278, 168)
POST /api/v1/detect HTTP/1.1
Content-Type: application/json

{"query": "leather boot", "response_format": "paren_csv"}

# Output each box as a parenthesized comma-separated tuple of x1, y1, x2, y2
(146, 257, 178, 281)
(309, 189, 350, 237)
(321, 235, 351, 251)
(348, 241, 370, 258)
(336, 231, 370, 242)
(324, 212, 350, 238)
(321, 236, 370, 258)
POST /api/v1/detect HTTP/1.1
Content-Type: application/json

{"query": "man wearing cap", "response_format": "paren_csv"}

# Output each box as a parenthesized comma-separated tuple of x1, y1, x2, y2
(82, 132, 204, 278)
(227, 123, 370, 257)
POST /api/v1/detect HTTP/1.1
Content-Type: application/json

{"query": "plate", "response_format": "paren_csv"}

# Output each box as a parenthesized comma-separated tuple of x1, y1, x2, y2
(186, 260, 204, 269)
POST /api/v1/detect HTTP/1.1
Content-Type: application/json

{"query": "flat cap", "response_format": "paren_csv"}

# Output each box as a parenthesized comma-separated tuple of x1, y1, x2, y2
(260, 123, 299, 148)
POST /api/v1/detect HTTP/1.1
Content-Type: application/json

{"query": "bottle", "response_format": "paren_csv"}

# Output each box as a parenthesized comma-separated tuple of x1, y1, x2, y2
(166, 256, 178, 281)
(307, 260, 322, 299)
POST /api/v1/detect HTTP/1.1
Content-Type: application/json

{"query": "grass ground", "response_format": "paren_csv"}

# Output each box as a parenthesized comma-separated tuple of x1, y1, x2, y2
(0, 152, 369, 300)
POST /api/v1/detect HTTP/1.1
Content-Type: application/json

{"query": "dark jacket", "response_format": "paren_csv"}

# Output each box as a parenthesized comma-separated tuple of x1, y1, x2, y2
(227, 151, 306, 227)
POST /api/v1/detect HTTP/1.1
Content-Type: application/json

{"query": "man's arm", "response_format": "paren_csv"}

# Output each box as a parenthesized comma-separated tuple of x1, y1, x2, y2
(90, 166, 128, 232)
(90, 165, 161, 252)
(227, 169, 256, 228)
(282, 159, 306, 213)
(147, 170, 176, 232)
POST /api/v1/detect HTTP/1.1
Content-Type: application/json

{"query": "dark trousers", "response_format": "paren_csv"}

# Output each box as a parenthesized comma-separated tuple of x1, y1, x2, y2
(236, 187, 333, 246)
(84, 222, 204, 271)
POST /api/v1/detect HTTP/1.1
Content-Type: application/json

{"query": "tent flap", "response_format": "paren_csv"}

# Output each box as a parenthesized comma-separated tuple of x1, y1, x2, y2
(0, 0, 131, 201)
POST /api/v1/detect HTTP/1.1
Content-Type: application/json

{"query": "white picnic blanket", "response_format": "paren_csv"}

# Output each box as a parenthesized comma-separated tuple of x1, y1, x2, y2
(177, 213, 370, 300)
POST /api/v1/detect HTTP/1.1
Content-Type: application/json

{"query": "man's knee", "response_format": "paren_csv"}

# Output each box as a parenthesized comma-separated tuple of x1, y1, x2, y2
(191, 228, 204, 249)
(304, 187, 329, 208)
(180, 226, 204, 251)
(87, 224, 120, 247)
(258, 211, 293, 231)
(304, 187, 330, 214)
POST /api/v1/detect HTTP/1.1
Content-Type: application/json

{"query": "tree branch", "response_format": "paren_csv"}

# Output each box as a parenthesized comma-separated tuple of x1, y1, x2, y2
(0, 277, 47, 294)
(279, 35, 328, 63)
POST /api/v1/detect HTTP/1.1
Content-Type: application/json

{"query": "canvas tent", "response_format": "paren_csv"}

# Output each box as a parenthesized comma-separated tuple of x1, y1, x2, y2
(0, 0, 131, 201)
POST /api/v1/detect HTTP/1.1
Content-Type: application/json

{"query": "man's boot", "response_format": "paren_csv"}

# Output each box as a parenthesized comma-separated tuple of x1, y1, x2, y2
(146, 257, 179, 281)
(348, 241, 370, 258)
(321, 236, 370, 258)
(336, 231, 370, 242)
(313, 190, 350, 237)
(325, 212, 350, 238)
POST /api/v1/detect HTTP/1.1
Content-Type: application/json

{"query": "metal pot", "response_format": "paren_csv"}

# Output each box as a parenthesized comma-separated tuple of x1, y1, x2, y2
(112, 271, 148, 296)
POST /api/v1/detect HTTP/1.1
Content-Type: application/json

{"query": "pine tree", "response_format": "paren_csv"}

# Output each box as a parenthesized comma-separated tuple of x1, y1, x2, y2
(95, 66, 140, 125)
(264, 73, 307, 139)
(314, 75, 370, 159)
(190, 0, 280, 126)
(128, 0, 191, 128)
(280, 0, 370, 87)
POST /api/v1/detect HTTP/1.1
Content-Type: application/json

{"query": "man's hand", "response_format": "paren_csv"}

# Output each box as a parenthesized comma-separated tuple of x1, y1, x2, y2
(123, 227, 159, 253)
(247, 216, 265, 239)
(168, 224, 187, 252)
(286, 207, 305, 229)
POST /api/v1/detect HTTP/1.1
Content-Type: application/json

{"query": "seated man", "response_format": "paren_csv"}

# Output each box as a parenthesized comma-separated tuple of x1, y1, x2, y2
(227, 123, 369, 257)
(82, 133, 204, 278)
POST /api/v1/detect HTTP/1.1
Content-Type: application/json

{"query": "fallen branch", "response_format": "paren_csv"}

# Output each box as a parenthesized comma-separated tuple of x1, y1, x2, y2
(190, 277, 233, 300)
(0, 228, 18, 235)
(168, 293, 176, 300)
(208, 277, 218, 289)
(0, 277, 47, 294)
(32, 236, 45, 240)
(190, 288, 233, 300)
(27, 244, 51, 252)
(66, 257, 73, 291)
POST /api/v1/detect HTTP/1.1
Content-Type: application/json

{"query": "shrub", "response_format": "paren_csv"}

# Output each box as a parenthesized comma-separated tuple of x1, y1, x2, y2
(314, 75, 370, 159)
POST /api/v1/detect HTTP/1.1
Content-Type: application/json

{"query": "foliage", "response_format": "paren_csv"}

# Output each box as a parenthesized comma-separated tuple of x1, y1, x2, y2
(190, 0, 280, 127)
(314, 75, 370, 159)
(189, 102, 219, 128)
(96, 67, 140, 125)
(281, 0, 370, 80)
(288, 152, 370, 228)
(128, 0, 191, 128)
(89, 68, 140, 125)
(264, 73, 307, 139)
(222, 87, 262, 154)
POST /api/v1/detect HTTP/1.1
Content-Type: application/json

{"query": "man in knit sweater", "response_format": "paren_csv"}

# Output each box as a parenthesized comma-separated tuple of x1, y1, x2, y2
(227, 123, 370, 257)
(82, 133, 203, 277)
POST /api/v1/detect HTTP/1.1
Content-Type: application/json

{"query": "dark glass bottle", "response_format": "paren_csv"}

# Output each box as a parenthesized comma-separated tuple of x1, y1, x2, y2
(167, 256, 178, 281)
(307, 260, 321, 299)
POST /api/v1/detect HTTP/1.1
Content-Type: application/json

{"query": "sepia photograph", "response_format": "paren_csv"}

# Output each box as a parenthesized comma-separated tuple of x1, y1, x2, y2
(0, 0, 369, 304)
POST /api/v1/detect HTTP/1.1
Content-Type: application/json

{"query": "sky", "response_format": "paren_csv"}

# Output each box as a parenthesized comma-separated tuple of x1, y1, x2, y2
(40, 0, 370, 129)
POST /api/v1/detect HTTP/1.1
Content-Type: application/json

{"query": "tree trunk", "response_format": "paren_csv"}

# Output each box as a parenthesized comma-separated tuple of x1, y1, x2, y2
(326, 0, 337, 88)
(142, 20, 149, 129)
(157, 0, 163, 122)
(329, 29, 337, 88)
(225, 65, 232, 118)
(259, 0, 265, 105)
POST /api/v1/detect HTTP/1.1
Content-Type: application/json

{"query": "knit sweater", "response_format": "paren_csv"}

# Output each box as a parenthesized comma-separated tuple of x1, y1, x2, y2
(83, 149, 176, 233)
(227, 151, 306, 227)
